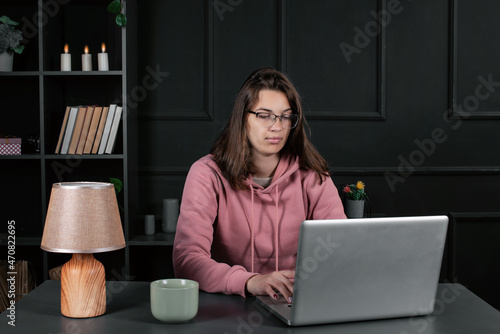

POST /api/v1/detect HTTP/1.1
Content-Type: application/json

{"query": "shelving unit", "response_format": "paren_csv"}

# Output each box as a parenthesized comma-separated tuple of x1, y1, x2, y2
(0, 0, 137, 284)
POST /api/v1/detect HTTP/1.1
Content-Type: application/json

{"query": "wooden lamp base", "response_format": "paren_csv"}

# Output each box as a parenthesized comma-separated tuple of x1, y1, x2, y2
(61, 253, 106, 318)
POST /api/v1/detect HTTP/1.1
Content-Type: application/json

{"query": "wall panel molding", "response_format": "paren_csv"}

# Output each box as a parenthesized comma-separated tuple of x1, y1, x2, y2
(139, 167, 189, 176)
(285, 0, 386, 120)
(139, 0, 214, 121)
(332, 166, 500, 175)
(278, 0, 287, 72)
(448, 212, 500, 308)
(449, 0, 500, 119)
(139, 166, 500, 177)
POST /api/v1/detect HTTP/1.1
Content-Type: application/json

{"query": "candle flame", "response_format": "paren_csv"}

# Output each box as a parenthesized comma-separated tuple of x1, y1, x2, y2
(101, 43, 106, 53)
(64, 44, 69, 53)
(84, 45, 89, 54)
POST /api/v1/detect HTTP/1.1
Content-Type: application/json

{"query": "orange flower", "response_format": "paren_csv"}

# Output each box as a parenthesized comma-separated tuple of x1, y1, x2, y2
(344, 181, 367, 201)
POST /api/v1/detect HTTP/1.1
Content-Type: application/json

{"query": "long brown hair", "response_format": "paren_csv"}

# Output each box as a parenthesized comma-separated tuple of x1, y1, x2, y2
(211, 67, 329, 190)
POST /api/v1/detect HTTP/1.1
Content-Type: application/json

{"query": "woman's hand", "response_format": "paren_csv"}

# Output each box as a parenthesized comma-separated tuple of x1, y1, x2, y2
(245, 270, 295, 303)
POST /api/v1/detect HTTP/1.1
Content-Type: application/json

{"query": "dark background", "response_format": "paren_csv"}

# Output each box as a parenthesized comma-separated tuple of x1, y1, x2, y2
(134, 0, 500, 308)
(0, 0, 499, 314)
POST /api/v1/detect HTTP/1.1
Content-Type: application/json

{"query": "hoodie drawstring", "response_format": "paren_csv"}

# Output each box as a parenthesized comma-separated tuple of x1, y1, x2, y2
(249, 183, 281, 274)
(250, 186, 255, 273)
(274, 184, 280, 272)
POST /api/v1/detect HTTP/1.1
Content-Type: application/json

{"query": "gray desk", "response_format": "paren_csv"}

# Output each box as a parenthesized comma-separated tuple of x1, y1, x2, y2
(1, 281, 500, 333)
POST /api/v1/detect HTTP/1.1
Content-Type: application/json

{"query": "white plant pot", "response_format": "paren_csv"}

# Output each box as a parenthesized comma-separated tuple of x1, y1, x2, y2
(346, 199, 364, 218)
(0, 51, 14, 71)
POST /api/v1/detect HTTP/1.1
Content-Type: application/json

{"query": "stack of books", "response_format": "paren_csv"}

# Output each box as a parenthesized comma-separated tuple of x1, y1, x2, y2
(55, 104, 123, 155)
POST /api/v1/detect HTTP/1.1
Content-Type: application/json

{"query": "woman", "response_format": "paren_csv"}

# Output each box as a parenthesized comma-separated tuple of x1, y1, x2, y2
(173, 67, 346, 303)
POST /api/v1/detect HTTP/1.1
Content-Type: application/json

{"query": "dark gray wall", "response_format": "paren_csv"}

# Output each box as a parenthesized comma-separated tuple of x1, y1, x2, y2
(135, 0, 500, 307)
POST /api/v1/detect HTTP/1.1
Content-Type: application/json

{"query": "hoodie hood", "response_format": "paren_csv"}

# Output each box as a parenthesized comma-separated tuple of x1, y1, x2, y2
(244, 154, 301, 193)
(245, 154, 300, 272)
(243, 154, 300, 273)
(209, 154, 300, 273)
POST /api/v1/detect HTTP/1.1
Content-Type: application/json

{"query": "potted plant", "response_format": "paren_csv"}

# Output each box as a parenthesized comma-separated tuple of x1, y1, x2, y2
(0, 16, 24, 71)
(343, 181, 367, 218)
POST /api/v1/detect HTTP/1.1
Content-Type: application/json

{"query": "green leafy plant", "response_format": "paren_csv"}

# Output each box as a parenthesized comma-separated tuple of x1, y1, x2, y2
(107, 0, 127, 27)
(343, 181, 367, 201)
(109, 177, 124, 212)
(0, 16, 24, 54)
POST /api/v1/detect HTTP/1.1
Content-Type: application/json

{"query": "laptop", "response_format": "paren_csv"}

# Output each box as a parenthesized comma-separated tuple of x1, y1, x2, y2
(255, 215, 449, 326)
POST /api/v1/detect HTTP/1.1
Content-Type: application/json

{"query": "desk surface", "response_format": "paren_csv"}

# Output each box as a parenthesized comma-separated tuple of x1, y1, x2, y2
(1, 281, 500, 333)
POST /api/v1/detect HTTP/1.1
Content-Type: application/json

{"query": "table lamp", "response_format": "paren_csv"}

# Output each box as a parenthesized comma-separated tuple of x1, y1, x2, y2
(41, 182, 125, 318)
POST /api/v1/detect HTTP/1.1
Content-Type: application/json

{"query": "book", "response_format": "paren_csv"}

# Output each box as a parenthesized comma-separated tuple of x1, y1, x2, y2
(91, 106, 109, 154)
(75, 106, 95, 154)
(55, 106, 71, 154)
(68, 106, 88, 155)
(83, 106, 103, 154)
(60, 106, 80, 155)
(105, 106, 123, 154)
(98, 104, 117, 154)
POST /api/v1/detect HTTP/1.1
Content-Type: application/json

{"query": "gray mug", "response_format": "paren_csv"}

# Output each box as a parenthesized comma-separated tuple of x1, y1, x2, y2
(150, 278, 199, 323)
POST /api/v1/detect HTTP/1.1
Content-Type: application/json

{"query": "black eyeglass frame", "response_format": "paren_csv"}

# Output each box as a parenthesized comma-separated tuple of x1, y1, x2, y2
(245, 110, 299, 129)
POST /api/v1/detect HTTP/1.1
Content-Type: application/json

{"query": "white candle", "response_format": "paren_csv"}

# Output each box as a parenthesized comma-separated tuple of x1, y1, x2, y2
(61, 44, 71, 71)
(98, 43, 109, 71)
(82, 45, 92, 71)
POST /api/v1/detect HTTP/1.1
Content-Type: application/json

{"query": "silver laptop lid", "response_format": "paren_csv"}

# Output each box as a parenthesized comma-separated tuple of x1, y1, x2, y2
(291, 215, 448, 326)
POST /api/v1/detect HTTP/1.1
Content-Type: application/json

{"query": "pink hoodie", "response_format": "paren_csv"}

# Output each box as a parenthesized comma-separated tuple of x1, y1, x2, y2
(172, 154, 346, 297)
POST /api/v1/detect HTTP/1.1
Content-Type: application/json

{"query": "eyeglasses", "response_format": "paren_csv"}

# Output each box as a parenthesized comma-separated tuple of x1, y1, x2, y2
(246, 110, 299, 129)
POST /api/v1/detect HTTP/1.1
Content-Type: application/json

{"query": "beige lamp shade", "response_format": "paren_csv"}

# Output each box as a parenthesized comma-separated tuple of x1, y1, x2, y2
(41, 182, 125, 253)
